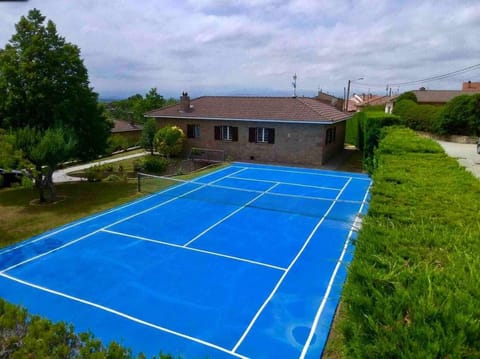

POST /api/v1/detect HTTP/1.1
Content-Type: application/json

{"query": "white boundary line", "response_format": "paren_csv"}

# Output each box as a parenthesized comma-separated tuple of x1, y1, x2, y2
(102, 229, 286, 272)
(228, 175, 341, 192)
(237, 164, 371, 181)
(299, 181, 372, 359)
(231, 177, 353, 353)
(0, 272, 248, 359)
(183, 182, 280, 248)
(0, 165, 246, 256)
(1, 168, 248, 273)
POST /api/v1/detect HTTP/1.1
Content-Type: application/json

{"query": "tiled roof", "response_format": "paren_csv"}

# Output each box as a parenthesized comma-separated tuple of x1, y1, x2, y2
(412, 90, 480, 103)
(145, 96, 350, 123)
(111, 120, 143, 133)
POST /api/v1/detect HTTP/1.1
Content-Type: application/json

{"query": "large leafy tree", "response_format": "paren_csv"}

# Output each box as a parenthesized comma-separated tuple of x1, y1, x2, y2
(0, 9, 111, 202)
(436, 94, 480, 136)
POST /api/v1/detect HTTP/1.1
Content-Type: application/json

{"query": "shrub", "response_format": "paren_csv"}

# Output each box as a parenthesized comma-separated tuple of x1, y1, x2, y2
(107, 135, 129, 154)
(143, 156, 168, 174)
(154, 126, 185, 158)
(85, 165, 105, 182)
(340, 128, 480, 357)
(361, 112, 402, 171)
(396, 91, 417, 103)
(435, 94, 480, 136)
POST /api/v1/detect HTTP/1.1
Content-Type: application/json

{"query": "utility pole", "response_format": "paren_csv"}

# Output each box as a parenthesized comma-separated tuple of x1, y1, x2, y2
(344, 77, 364, 111)
(292, 73, 297, 98)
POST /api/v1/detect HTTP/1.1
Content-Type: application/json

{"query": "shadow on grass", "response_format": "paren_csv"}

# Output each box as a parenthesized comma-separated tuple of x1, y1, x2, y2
(0, 181, 141, 247)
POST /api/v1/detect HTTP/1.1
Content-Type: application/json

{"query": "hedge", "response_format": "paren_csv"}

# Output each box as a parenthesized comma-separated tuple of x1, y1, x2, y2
(345, 111, 401, 171)
(339, 127, 480, 358)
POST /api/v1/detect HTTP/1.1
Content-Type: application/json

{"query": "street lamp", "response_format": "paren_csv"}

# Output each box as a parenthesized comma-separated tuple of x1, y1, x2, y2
(344, 77, 364, 111)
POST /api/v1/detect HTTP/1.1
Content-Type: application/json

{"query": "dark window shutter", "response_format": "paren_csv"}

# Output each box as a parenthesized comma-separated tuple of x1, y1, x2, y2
(187, 125, 194, 138)
(268, 128, 275, 144)
(249, 127, 256, 142)
(214, 126, 221, 140)
(232, 127, 238, 142)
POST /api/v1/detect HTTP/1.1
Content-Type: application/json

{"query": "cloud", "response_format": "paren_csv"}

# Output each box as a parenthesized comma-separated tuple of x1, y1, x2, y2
(1, 0, 480, 98)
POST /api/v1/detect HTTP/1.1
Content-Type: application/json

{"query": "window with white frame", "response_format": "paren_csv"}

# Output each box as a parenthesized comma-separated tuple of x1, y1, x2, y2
(249, 127, 275, 144)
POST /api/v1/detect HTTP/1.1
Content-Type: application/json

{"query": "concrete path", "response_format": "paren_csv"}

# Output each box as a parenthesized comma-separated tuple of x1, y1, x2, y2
(53, 151, 147, 183)
(436, 140, 480, 179)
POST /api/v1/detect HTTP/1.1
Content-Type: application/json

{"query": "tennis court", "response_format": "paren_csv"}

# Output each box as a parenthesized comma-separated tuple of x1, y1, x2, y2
(0, 162, 371, 358)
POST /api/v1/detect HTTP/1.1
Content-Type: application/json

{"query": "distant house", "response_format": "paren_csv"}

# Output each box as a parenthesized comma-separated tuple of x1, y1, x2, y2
(314, 90, 344, 111)
(145, 93, 351, 166)
(386, 82, 480, 113)
(111, 119, 143, 144)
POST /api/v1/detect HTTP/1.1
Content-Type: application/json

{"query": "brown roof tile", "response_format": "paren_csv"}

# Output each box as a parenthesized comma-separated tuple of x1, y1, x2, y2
(111, 120, 143, 133)
(145, 96, 350, 123)
(412, 90, 480, 103)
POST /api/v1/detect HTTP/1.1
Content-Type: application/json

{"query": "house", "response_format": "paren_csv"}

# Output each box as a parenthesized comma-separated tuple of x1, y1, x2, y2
(145, 93, 351, 166)
(314, 90, 344, 111)
(110, 119, 143, 145)
(385, 82, 480, 113)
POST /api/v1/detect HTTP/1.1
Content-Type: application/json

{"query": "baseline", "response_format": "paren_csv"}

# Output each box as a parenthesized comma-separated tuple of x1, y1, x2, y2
(0, 272, 248, 359)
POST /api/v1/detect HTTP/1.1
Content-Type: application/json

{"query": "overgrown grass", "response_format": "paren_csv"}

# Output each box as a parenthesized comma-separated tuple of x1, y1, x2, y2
(335, 127, 480, 357)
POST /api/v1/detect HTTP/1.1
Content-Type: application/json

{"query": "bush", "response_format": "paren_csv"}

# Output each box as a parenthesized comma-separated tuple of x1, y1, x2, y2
(393, 99, 443, 132)
(340, 128, 480, 357)
(360, 112, 402, 172)
(143, 156, 168, 174)
(154, 126, 185, 158)
(85, 165, 105, 182)
(107, 135, 129, 154)
(435, 94, 480, 136)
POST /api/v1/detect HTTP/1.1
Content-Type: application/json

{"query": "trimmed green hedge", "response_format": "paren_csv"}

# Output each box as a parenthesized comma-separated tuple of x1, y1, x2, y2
(345, 111, 401, 171)
(340, 127, 480, 358)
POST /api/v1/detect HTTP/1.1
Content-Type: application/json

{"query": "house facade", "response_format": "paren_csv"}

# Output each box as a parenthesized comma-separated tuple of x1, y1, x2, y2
(145, 94, 350, 167)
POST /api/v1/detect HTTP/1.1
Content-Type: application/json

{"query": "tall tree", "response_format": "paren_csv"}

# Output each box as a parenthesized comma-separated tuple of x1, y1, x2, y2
(140, 118, 158, 155)
(0, 9, 111, 202)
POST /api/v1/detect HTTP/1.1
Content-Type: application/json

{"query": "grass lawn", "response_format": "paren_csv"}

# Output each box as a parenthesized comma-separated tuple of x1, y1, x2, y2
(0, 180, 141, 247)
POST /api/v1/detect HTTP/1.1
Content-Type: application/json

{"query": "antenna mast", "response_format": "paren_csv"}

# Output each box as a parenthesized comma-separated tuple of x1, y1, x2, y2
(292, 73, 297, 98)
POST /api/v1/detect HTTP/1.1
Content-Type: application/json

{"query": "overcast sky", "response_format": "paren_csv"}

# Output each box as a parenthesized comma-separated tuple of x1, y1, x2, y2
(1, 0, 480, 99)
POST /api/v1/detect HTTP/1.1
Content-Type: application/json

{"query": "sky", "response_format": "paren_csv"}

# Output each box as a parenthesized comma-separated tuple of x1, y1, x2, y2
(1, 0, 480, 100)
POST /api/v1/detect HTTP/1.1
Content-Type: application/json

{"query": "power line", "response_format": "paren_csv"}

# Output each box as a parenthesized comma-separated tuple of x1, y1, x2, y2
(387, 63, 480, 86)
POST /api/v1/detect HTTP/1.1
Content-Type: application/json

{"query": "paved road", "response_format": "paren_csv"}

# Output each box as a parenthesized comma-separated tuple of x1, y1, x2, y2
(53, 151, 147, 183)
(436, 140, 480, 179)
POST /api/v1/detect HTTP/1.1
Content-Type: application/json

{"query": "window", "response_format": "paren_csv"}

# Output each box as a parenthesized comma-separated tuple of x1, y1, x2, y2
(325, 127, 336, 144)
(187, 124, 200, 138)
(214, 126, 238, 141)
(249, 127, 275, 144)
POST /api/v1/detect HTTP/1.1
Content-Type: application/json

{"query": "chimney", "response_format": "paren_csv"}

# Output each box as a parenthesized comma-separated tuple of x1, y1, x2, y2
(180, 92, 190, 112)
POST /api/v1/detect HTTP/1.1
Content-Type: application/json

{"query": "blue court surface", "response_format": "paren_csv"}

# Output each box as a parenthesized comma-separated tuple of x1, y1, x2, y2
(0, 162, 371, 358)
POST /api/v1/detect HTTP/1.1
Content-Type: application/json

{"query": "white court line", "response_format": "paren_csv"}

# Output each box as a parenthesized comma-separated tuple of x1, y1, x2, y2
(0, 272, 248, 359)
(232, 177, 353, 353)
(299, 180, 372, 359)
(102, 229, 286, 272)
(183, 182, 280, 248)
(0, 165, 246, 256)
(180, 179, 365, 205)
(1, 167, 249, 273)
(237, 164, 371, 181)
(228, 175, 341, 191)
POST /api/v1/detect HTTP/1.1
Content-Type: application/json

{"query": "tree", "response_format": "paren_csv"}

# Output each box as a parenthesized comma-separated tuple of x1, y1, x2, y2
(436, 94, 480, 136)
(16, 127, 75, 202)
(0, 9, 111, 202)
(396, 91, 417, 103)
(141, 118, 157, 155)
(154, 125, 186, 158)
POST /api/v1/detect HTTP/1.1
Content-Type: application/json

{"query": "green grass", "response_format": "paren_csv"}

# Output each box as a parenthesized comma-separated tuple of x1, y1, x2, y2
(0, 162, 226, 247)
(331, 127, 480, 358)
(0, 180, 142, 247)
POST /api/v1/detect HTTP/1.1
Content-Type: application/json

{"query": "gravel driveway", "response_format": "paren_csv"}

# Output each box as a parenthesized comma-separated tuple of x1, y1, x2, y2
(436, 140, 480, 179)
